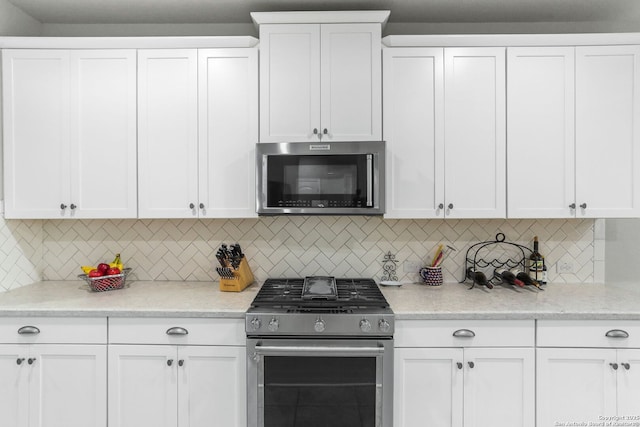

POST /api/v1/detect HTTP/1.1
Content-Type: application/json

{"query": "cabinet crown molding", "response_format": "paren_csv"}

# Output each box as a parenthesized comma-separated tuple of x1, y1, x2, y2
(383, 32, 640, 47)
(0, 36, 258, 49)
(250, 10, 390, 27)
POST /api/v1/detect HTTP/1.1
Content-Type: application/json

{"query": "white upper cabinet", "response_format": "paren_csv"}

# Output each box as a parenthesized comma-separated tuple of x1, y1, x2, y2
(507, 47, 576, 218)
(2, 49, 137, 219)
(508, 45, 640, 218)
(575, 45, 640, 218)
(384, 47, 506, 218)
(257, 19, 382, 143)
(138, 48, 258, 218)
(383, 48, 445, 218)
(444, 48, 506, 219)
(137, 49, 199, 218)
(198, 48, 258, 218)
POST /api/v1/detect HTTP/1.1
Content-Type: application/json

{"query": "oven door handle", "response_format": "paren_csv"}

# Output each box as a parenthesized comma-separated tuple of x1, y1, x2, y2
(254, 344, 385, 357)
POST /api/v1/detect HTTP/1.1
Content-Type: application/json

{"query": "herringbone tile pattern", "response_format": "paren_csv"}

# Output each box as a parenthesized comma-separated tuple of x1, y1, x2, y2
(38, 217, 595, 284)
(0, 219, 42, 292)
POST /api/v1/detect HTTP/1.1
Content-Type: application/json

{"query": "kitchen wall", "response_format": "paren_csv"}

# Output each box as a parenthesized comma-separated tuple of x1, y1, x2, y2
(38, 21, 640, 38)
(30, 217, 597, 286)
(0, 0, 41, 36)
(605, 218, 640, 284)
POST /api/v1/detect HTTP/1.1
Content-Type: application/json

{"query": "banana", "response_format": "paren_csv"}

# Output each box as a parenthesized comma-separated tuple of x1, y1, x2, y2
(81, 266, 95, 274)
(110, 253, 124, 271)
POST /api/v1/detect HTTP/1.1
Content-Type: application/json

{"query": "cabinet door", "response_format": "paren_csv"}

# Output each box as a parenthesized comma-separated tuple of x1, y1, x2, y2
(30, 344, 107, 427)
(575, 45, 640, 218)
(178, 346, 246, 427)
(108, 345, 178, 427)
(198, 49, 258, 218)
(394, 347, 463, 427)
(507, 47, 576, 218)
(0, 345, 29, 427)
(2, 49, 70, 219)
(617, 349, 640, 417)
(258, 24, 321, 143)
(464, 348, 534, 427)
(138, 49, 199, 218)
(320, 23, 382, 141)
(69, 50, 137, 218)
(537, 348, 617, 426)
(444, 48, 506, 219)
(383, 47, 445, 218)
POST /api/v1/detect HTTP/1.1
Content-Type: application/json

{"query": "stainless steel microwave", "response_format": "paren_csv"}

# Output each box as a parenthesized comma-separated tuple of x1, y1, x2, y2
(256, 141, 385, 215)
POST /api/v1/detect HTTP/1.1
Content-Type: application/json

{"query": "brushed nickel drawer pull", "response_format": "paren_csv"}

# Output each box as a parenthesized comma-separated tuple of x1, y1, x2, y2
(18, 326, 40, 335)
(452, 329, 475, 338)
(166, 327, 189, 336)
(605, 329, 629, 339)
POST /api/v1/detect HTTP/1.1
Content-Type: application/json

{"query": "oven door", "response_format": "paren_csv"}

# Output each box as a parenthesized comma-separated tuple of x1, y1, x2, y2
(247, 337, 393, 427)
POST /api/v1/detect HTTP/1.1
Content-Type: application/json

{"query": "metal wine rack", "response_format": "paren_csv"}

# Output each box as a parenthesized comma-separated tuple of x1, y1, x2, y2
(460, 233, 533, 289)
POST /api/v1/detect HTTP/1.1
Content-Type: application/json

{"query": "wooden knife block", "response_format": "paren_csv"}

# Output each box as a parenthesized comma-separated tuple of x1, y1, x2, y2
(219, 257, 254, 292)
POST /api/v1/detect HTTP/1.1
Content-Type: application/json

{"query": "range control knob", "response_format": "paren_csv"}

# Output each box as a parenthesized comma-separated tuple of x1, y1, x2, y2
(360, 319, 372, 333)
(314, 319, 326, 333)
(249, 317, 261, 331)
(379, 319, 391, 333)
(268, 318, 279, 332)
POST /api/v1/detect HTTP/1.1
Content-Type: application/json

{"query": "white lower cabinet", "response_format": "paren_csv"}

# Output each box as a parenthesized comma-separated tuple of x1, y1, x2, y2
(394, 320, 535, 427)
(0, 318, 107, 427)
(107, 318, 246, 427)
(537, 320, 640, 427)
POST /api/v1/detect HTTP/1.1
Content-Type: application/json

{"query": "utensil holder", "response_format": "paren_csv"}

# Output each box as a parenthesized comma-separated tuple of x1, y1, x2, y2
(219, 257, 254, 292)
(420, 266, 443, 286)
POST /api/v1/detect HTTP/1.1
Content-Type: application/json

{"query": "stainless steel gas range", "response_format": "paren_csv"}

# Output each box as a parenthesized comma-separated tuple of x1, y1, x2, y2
(246, 276, 394, 427)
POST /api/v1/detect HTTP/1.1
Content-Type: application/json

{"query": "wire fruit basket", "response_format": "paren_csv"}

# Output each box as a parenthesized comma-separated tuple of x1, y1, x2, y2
(79, 268, 132, 292)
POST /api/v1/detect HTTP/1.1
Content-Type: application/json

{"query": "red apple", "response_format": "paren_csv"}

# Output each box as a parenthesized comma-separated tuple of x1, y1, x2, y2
(106, 267, 121, 276)
(88, 269, 103, 278)
(97, 263, 110, 274)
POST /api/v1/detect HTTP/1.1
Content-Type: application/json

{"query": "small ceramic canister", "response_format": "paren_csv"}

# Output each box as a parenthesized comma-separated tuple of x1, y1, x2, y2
(419, 266, 443, 286)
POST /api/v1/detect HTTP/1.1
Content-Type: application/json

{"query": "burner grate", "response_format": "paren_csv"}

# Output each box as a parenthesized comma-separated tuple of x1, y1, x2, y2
(251, 277, 389, 310)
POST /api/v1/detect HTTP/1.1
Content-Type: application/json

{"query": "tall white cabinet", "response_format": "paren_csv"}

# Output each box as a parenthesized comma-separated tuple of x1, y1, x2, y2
(137, 48, 258, 218)
(253, 11, 387, 143)
(507, 44, 640, 218)
(2, 49, 137, 218)
(383, 46, 506, 218)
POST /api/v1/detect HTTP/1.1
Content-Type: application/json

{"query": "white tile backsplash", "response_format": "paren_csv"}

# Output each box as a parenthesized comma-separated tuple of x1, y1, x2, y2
(0, 216, 597, 291)
(36, 217, 595, 285)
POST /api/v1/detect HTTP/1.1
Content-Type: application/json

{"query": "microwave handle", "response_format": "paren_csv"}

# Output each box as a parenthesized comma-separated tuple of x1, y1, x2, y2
(366, 154, 373, 207)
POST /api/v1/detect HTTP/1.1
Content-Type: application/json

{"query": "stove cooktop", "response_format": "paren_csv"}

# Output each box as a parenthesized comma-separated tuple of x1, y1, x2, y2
(246, 277, 394, 336)
(250, 277, 390, 311)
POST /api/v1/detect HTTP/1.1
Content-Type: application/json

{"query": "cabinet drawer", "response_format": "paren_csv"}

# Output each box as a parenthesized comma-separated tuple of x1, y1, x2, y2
(537, 320, 640, 348)
(0, 317, 107, 344)
(108, 317, 245, 346)
(395, 319, 534, 348)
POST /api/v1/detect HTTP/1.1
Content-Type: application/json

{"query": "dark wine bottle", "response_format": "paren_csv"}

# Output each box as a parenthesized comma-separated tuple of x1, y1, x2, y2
(527, 236, 544, 282)
(510, 267, 542, 290)
(466, 267, 493, 289)
(495, 268, 525, 287)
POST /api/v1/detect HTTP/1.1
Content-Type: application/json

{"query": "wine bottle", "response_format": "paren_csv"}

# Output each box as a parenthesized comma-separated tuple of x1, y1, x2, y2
(495, 268, 525, 287)
(527, 236, 544, 282)
(466, 267, 493, 289)
(541, 264, 548, 285)
(510, 267, 542, 290)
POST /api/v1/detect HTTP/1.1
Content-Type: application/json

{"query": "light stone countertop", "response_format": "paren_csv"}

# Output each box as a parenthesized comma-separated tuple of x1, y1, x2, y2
(0, 279, 639, 320)
(0, 280, 259, 318)
(382, 281, 640, 320)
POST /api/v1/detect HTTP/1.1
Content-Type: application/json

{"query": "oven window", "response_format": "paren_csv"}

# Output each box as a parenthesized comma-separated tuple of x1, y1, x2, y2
(266, 154, 369, 208)
(263, 356, 377, 427)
